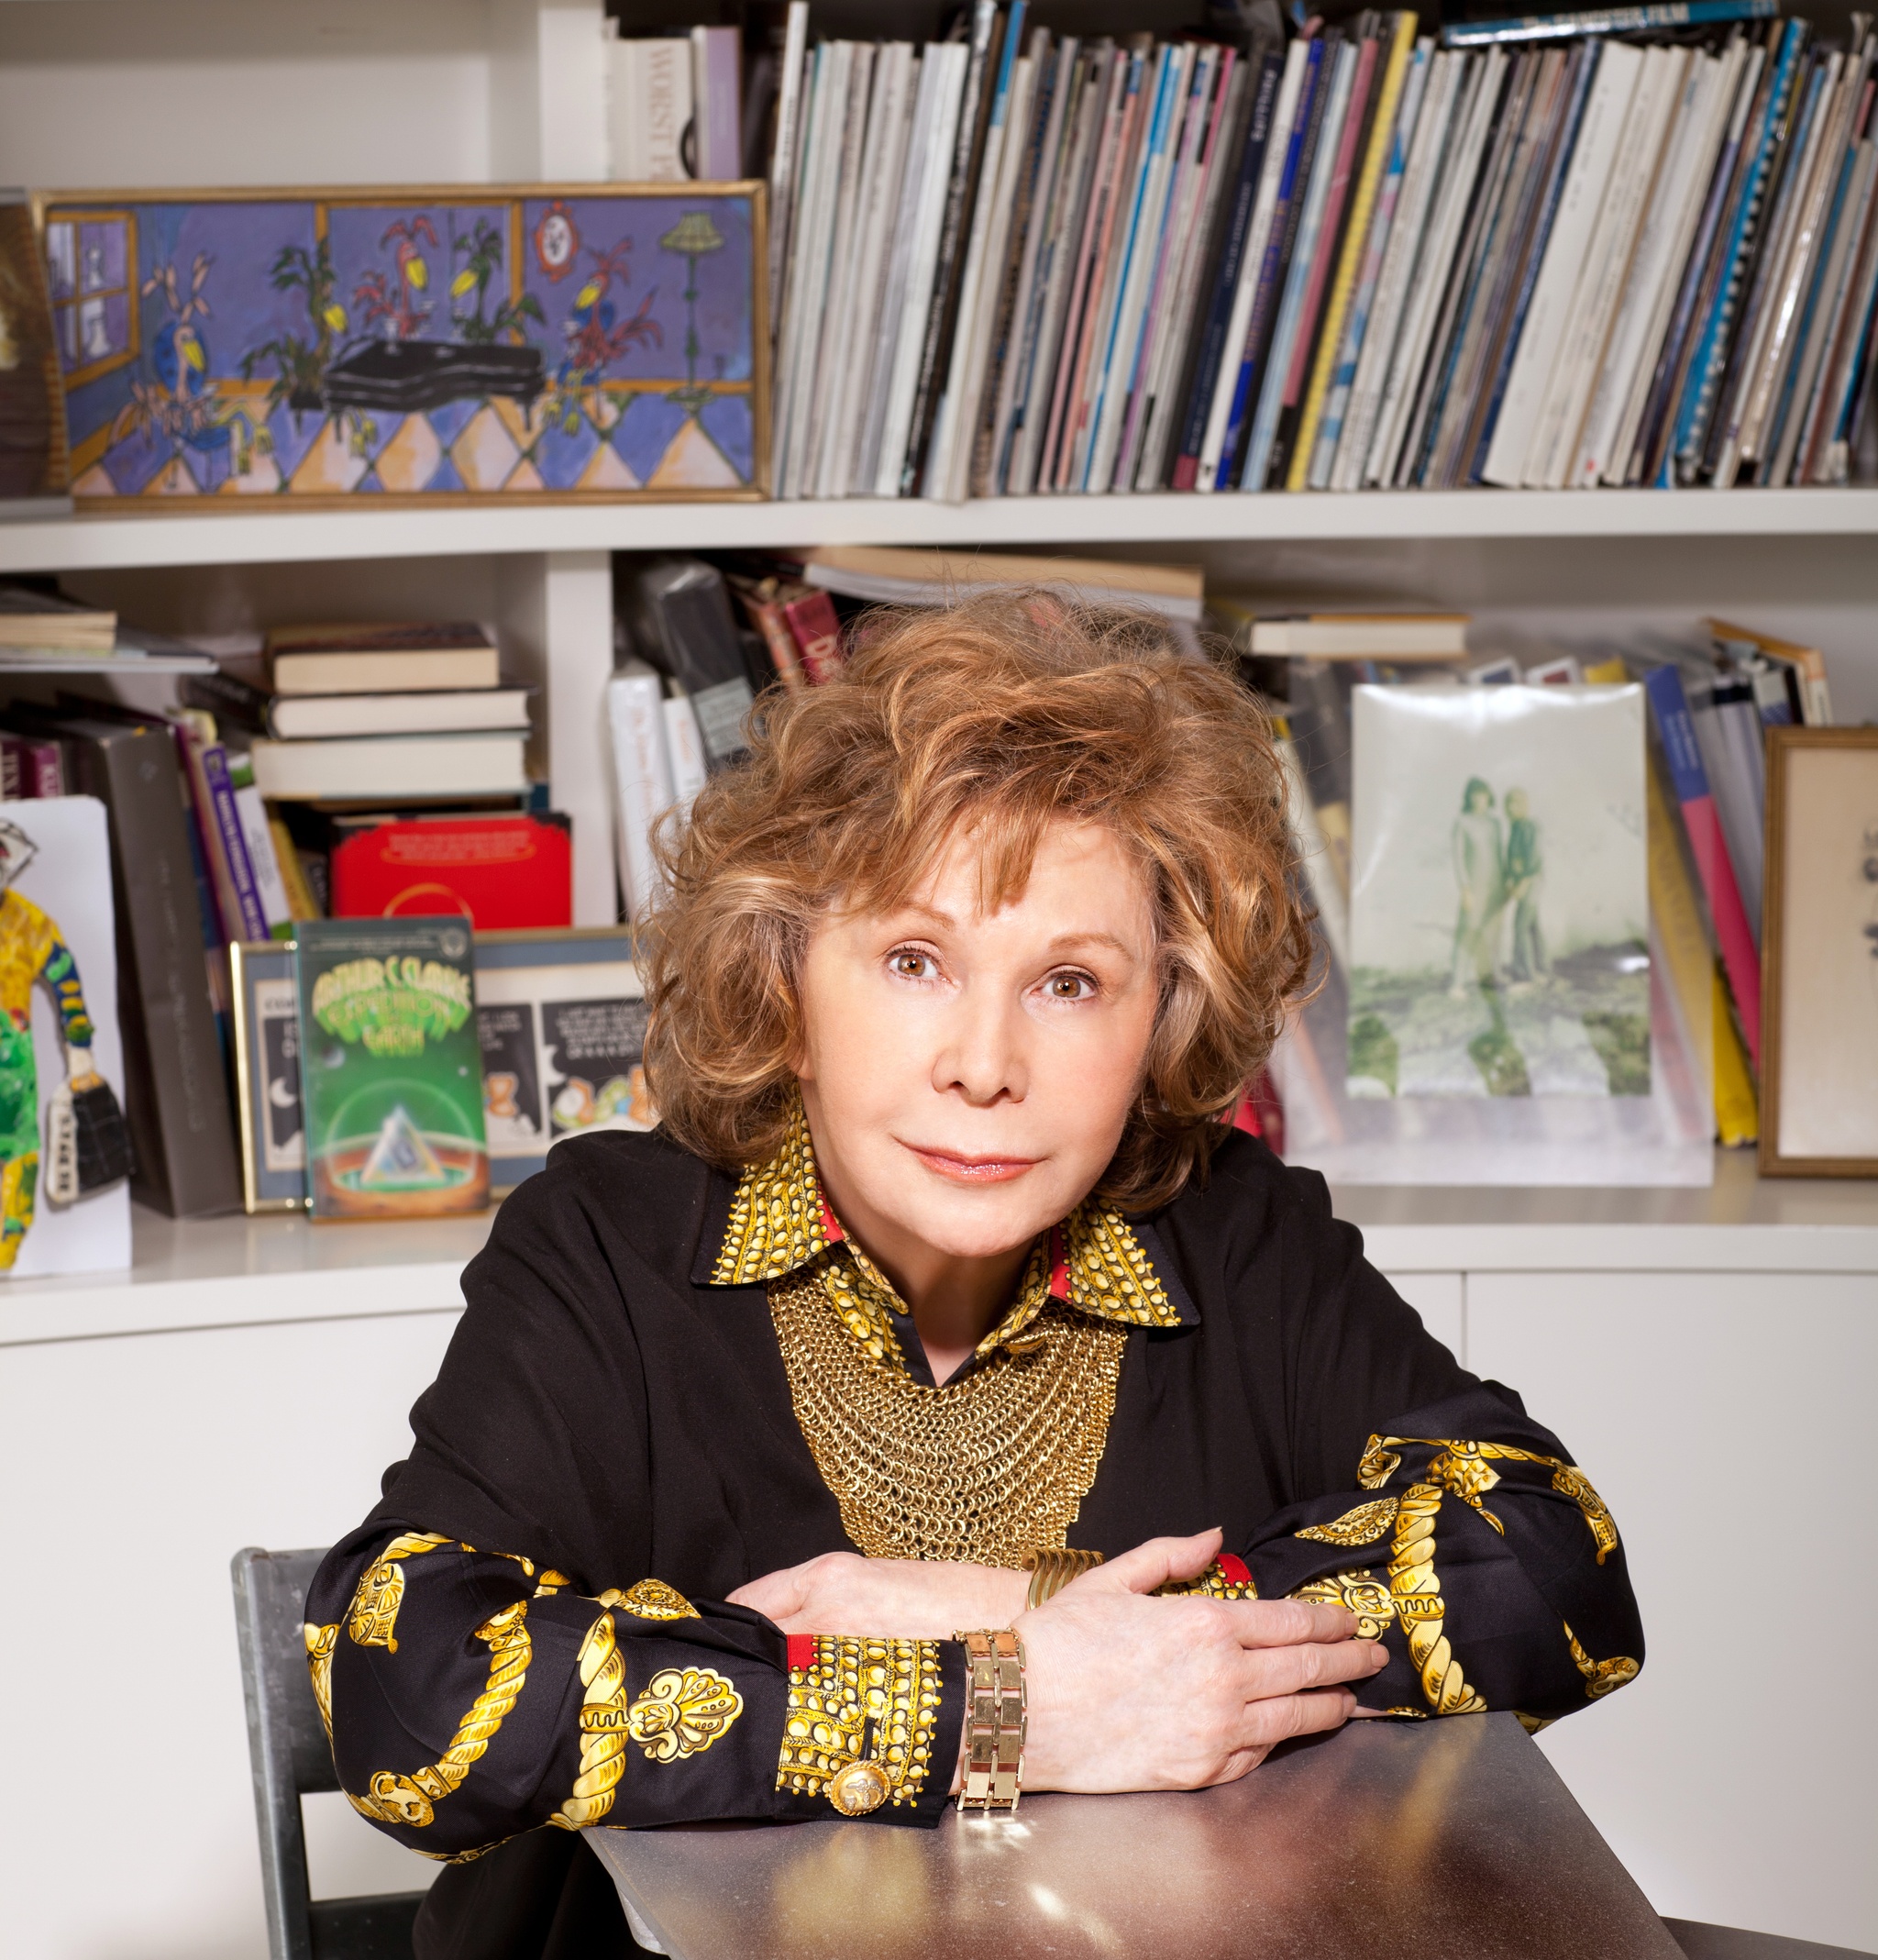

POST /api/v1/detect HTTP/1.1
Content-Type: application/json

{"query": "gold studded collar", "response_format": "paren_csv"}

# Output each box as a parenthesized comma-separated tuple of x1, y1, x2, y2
(695, 1096, 1196, 1368)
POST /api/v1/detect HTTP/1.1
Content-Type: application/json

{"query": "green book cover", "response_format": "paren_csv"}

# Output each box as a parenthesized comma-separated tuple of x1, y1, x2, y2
(294, 917, 489, 1218)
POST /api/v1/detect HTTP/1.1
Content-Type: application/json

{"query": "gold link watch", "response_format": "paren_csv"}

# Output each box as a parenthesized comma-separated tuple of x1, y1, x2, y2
(956, 1628, 1025, 1812)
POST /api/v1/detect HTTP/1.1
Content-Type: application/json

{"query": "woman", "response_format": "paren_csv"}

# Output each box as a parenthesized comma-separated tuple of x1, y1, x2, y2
(309, 600, 1642, 1959)
(1448, 776, 1505, 997)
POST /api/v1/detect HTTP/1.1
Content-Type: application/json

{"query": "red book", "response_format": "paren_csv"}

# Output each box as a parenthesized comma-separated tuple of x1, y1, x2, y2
(330, 814, 572, 929)
(0, 732, 62, 798)
(779, 586, 845, 684)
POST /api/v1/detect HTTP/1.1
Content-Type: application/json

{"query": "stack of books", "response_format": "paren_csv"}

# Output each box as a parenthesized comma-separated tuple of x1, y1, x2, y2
(248, 624, 530, 803)
(760, 0, 1878, 500)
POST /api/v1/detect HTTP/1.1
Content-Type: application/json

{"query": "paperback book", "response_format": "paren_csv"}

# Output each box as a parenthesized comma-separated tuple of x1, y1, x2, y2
(294, 916, 488, 1218)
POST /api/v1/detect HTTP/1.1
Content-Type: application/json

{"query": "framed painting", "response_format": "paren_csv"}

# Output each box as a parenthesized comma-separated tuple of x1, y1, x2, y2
(35, 183, 768, 506)
(1760, 727, 1878, 1178)
(229, 938, 309, 1213)
(0, 190, 69, 514)
(474, 927, 650, 1195)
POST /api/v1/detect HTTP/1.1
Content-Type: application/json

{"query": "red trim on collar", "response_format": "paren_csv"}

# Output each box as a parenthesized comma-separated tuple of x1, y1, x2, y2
(820, 1201, 844, 1245)
(786, 1633, 816, 1674)
(1217, 1553, 1252, 1589)
(1047, 1224, 1070, 1301)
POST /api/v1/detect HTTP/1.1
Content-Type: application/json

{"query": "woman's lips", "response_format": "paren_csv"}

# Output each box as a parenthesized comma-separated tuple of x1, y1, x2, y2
(901, 1143, 1040, 1185)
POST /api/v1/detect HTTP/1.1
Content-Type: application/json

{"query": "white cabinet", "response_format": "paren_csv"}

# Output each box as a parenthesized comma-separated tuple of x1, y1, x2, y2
(1468, 1268, 1878, 1955)
(0, 1306, 463, 1959)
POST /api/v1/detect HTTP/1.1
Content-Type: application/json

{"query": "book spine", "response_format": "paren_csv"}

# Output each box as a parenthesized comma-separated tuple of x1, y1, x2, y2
(769, 1, 812, 325)
(977, 28, 1061, 497)
(1177, 48, 1286, 491)
(1095, 42, 1195, 493)
(269, 816, 322, 922)
(199, 744, 270, 943)
(607, 668, 677, 920)
(930, 6, 1033, 502)
(1242, 36, 1351, 492)
(1641, 663, 1762, 1066)
(694, 26, 742, 180)
(663, 694, 711, 814)
(1085, 42, 1188, 492)
(1141, 49, 1247, 490)
(1057, 43, 1150, 492)
(987, 33, 1080, 494)
(901, 0, 1004, 495)
(1711, 48, 1839, 482)
(1672, 19, 1806, 476)
(1635, 39, 1764, 483)
(1120, 43, 1221, 489)
(1039, 45, 1137, 488)
(1211, 39, 1323, 490)
(1294, 17, 1419, 490)
(733, 587, 808, 690)
(1315, 35, 1433, 489)
(1343, 49, 1465, 487)
(232, 782, 293, 936)
(781, 588, 845, 682)
(1591, 45, 1729, 485)
(1443, 0, 1777, 49)
(72, 725, 240, 1218)
(876, 46, 970, 496)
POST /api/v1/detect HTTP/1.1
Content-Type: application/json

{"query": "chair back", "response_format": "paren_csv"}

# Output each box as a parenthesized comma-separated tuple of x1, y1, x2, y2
(231, 1545, 425, 1960)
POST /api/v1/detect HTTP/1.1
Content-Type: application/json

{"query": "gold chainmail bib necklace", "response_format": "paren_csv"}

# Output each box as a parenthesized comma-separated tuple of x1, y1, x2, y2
(768, 1272, 1127, 1566)
(713, 1097, 1181, 1567)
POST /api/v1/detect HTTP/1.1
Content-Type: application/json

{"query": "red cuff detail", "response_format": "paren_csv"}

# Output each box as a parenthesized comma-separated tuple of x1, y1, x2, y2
(786, 1633, 816, 1674)
(1217, 1553, 1252, 1589)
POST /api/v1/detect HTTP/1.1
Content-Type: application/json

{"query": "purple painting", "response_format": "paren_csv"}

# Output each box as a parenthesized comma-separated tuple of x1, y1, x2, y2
(41, 188, 763, 502)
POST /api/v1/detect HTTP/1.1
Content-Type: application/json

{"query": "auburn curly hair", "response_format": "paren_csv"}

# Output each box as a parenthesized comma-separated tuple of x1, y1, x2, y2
(641, 592, 1310, 1212)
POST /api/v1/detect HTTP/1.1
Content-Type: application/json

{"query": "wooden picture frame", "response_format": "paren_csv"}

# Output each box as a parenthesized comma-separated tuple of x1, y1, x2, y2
(228, 938, 309, 1214)
(1760, 726, 1878, 1177)
(34, 183, 768, 507)
(474, 926, 649, 1195)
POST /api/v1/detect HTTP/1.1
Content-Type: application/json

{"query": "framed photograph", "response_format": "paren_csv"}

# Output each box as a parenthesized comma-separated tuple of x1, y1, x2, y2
(1349, 684, 1650, 1100)
(1761, 727, 1878, 1177)
(475, 928, 651, 1195)
(36, 183, 768, 506)
(229, 939, 308, 1213)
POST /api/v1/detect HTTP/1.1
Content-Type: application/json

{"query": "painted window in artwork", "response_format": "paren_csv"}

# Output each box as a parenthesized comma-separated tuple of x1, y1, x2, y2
(44, 212, 138, 385)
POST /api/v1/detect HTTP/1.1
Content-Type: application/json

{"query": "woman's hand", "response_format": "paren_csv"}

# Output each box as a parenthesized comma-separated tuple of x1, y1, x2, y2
(729, 1551, 1029, 1639)
(1015, 1528, 1387, 1792)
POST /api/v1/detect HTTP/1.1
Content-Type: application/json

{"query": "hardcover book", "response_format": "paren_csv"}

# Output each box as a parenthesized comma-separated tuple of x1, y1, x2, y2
(295, 915, 488, 1218)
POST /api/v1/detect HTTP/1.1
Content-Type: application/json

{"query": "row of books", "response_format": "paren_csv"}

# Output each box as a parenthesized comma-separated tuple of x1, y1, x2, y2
(762, 0, 1878, 501)
(1261, 603, 1835, 1155)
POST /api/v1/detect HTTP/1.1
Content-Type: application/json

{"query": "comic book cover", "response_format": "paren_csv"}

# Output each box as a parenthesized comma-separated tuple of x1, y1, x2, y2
(294, 915, 487, 1217)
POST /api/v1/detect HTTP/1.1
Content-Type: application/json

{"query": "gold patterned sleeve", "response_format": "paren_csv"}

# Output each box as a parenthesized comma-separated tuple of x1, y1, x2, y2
(305, 1528, 967, 1862)
(1243, 1386, 1645, 1728)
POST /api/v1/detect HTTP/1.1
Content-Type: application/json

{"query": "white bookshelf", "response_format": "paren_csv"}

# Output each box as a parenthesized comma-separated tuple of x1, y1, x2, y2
(8, 486, 1878, 574)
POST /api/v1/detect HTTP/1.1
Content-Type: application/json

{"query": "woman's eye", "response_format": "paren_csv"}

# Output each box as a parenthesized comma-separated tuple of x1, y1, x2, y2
(890, 951, 935, 980)
(1045, 971, 1096, 1001)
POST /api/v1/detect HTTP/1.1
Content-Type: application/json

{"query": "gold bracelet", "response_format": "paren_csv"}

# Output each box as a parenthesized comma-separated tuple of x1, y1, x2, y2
(1022, 1546, 1103, 1611)
(956, 1628, 1025, 1812)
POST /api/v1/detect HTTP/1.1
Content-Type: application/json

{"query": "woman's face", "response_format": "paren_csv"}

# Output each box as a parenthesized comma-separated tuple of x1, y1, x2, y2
(796, 818, 1160, 1264)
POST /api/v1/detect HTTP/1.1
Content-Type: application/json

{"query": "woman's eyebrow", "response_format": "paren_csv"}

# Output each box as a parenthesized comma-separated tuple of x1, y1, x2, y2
(1045, 931, 1136, 958)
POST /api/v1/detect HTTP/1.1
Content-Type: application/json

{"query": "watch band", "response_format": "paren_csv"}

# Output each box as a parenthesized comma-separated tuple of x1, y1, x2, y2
(956, 1628, 1025, 1812)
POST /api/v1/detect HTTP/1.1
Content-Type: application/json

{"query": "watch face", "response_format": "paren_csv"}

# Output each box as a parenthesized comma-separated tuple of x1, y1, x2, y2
(828, 1760, 890, 1816)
